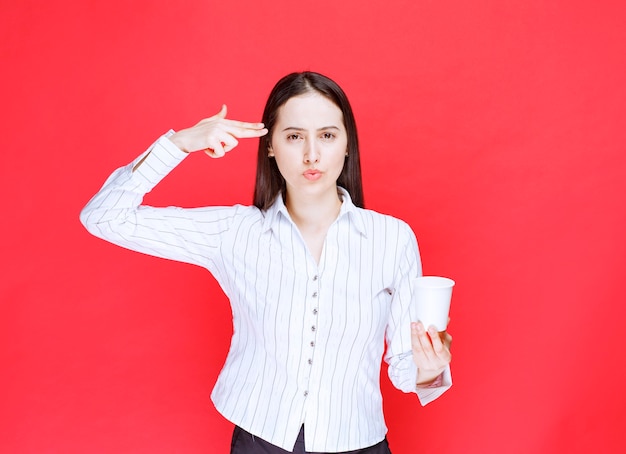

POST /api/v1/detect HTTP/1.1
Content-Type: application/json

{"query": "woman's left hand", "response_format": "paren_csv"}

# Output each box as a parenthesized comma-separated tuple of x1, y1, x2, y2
(411, 321, 452, 386)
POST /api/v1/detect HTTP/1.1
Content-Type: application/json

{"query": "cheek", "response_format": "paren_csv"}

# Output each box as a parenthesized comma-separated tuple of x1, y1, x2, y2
(333, 139, 349, 161)
(272, 152, 298, 177)
(331, 153, 348, 175)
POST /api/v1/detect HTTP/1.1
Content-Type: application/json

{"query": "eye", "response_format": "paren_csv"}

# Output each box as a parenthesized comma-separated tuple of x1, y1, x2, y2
(321, 132, 335, 141)
(286, 133, 301, 141)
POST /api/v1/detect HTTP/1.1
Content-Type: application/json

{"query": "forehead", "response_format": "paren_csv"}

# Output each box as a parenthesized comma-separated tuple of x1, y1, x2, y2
(276, 93, 344, 128)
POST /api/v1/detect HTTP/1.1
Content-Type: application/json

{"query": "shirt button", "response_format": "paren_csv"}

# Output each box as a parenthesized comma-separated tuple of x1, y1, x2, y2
(308, 359, 313, 365)
(304, 391, 309, 397)
(310, 341, 315, 347)
(312, 292, 318, 298)
(311, 326, 316, 332)
(312, 308, 318, 315)
(313, 275, 318, 281)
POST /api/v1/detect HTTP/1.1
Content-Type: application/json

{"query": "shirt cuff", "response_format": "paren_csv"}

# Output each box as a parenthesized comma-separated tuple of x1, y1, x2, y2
(131, 131, 189, 189)
(417, 372, 444, 389)
(415, 365, 452, 406)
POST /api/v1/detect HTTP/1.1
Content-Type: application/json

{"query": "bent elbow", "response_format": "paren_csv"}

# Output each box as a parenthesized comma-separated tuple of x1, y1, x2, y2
(79, 203, 102, 238)
(79, 206, 90, 231)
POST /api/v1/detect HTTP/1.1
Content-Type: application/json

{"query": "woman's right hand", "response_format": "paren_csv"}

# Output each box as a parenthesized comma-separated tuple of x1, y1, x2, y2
(169, 105, 268, 157)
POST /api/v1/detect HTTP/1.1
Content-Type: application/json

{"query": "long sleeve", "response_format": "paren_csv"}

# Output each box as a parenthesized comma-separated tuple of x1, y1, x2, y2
(80, 144, 452, 450)
(80, 133, 239, 270)
(383, 222, 452, 405)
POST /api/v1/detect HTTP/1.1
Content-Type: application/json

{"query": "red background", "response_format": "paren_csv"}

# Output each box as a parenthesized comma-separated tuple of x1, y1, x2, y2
(2, 1, 625, 452)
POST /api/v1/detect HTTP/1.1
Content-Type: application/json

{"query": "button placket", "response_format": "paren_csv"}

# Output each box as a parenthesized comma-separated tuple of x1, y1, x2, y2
(304, 273, 320, 396)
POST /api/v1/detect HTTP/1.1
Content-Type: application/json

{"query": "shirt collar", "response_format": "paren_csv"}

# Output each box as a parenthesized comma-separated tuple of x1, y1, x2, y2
(261, 187, 367, 237)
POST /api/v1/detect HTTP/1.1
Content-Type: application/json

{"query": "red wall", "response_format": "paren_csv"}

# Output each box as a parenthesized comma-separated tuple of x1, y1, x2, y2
(2, 1, 625, 452)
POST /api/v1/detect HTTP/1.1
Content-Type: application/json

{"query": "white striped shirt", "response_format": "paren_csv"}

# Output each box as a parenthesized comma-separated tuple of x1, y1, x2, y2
(80, 134, 451, 452)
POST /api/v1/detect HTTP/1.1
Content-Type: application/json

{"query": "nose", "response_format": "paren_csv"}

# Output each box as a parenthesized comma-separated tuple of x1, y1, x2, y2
(304, 140, 320, 164)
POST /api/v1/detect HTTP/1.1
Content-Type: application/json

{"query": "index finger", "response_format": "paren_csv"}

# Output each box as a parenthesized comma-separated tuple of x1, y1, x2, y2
(223, 118, 266, 130)
(222, 122, 268, 139)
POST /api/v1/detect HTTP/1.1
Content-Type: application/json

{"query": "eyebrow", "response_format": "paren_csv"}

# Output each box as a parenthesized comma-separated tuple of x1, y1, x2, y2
(281, 126, 341, 132)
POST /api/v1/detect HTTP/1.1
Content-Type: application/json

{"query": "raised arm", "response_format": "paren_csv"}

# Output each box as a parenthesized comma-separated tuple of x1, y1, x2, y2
(80, 106, 268, 267)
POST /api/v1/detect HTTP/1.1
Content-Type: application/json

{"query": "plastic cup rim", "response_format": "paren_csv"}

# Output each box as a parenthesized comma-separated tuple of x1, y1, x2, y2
(415, 276, 455, 288)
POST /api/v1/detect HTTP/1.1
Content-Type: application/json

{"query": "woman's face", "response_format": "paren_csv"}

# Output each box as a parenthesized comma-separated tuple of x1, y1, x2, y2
(269, 92, 348, 200)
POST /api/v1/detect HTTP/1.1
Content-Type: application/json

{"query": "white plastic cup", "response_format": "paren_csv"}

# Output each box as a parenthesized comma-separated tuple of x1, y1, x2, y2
(414, 276, 455, 332)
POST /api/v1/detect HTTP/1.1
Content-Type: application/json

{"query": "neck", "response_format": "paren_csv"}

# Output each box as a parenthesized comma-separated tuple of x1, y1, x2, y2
(285, 187, 342, 231)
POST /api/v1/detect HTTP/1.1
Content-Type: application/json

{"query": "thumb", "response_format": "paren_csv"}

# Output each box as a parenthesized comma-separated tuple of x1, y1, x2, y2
(216, 104, 227, 119)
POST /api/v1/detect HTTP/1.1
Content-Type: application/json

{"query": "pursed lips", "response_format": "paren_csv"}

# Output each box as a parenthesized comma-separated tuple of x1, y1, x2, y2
(303, 169, 322, 180)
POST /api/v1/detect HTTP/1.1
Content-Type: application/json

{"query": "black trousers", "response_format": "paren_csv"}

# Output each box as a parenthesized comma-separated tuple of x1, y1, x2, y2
(230, 425, 392, 454)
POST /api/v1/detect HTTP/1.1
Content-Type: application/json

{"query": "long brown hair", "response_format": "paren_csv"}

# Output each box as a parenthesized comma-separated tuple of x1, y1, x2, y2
(253, 72, 364, 210)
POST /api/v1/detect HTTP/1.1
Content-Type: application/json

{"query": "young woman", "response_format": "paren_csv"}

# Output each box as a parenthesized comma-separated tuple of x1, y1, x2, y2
(80, 72, 452, 454)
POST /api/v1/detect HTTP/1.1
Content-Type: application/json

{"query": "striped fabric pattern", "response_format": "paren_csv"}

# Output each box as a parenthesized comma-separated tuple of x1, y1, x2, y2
(80, 134, 451, 452)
